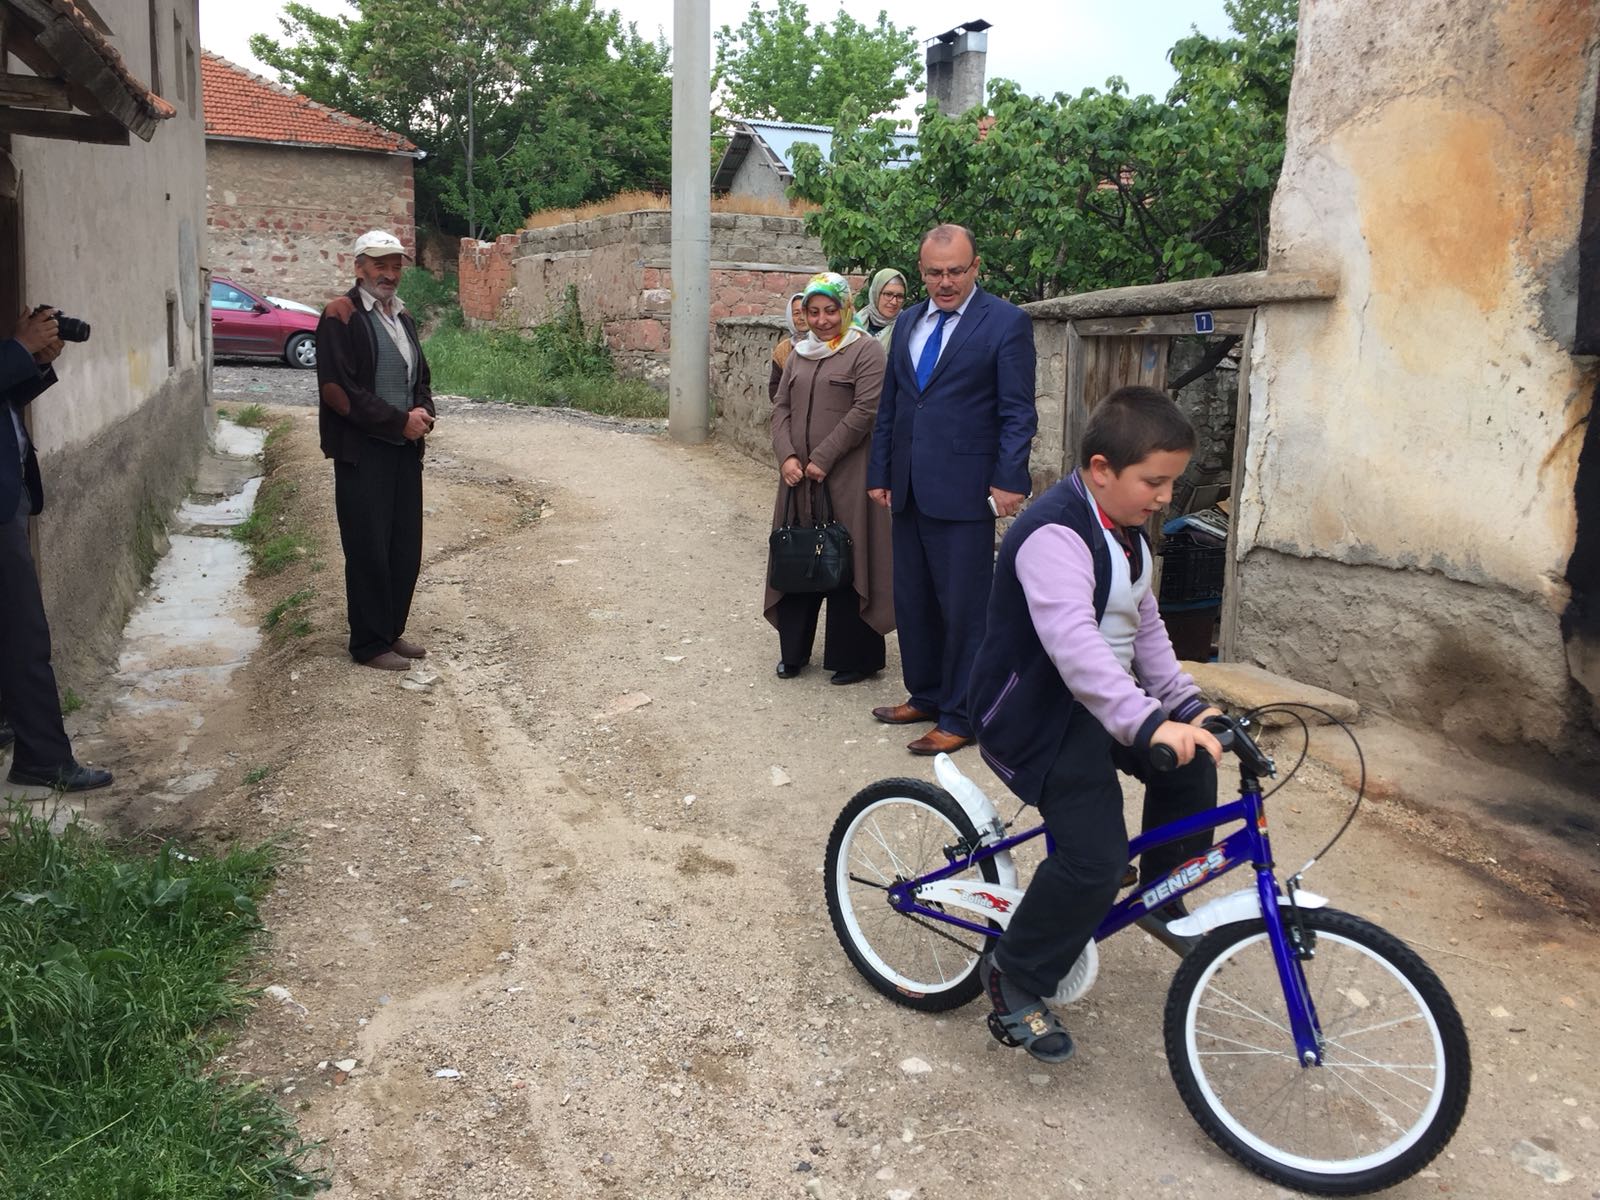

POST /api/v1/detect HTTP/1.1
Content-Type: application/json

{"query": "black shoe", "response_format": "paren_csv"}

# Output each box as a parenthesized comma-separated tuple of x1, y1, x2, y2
(775, 662, 804, 679)
(829, 670, 875, 686)
(0, 720, 13, 751)
(1135, 898, 1200, 957)
(7, 761, 114, 792)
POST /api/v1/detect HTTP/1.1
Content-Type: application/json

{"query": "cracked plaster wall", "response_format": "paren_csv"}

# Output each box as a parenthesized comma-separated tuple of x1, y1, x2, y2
(1240, 0, 1600, 761)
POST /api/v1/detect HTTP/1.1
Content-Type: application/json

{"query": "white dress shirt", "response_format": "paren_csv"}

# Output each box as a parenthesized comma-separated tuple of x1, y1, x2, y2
(905, 290, 977, 373)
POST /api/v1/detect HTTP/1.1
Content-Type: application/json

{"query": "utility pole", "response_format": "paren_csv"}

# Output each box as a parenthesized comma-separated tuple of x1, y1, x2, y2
(669, 0, 711, 443)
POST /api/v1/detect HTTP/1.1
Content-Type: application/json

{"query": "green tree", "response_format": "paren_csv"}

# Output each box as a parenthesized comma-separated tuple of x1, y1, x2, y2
(790, 1, 1297, 302)
(251, 0, 671, 239)
(713, 0, 923, 125)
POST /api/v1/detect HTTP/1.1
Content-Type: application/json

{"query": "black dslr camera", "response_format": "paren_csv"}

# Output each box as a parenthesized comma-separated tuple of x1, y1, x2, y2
(31, 305, 90, 342)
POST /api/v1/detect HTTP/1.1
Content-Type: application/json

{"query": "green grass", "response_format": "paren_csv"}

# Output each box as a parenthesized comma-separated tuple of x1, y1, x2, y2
(60, 689, 83, 716)
(243, 766, 270, 786)
(0, 805, 324, 1197)
(423, 325, 666, 418)
(231, 404, 270, 428)
(396, 267, 458, 325)
(233, 478, 314, 577)
(263, 588, 313, 637)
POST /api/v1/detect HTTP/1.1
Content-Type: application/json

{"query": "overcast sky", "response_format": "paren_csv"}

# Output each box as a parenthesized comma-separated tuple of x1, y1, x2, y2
(198, 0, 1236, 107)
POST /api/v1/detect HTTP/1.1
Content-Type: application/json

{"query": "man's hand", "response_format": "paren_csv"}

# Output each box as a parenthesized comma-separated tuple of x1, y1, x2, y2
(781, 456, 804, 486)
(1149, 719, 1224, 767)
(13, 308, 57, 356)
(803, 461, 826, 482)
(867, 487, 892, 509)
(32, 338, 63, 368)
(989, 486, 1025, 518)
(403, 408, 435, 441)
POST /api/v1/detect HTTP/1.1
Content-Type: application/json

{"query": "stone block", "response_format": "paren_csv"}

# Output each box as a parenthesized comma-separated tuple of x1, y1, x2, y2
(1180, 661, 1360, 727)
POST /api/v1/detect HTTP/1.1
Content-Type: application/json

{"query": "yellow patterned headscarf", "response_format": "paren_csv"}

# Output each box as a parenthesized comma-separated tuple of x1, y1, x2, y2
(793, 272, 863, 360)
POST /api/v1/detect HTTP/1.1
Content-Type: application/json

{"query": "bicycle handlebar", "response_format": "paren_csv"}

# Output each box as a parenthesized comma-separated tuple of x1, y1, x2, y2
(1149, 714, 1264, 774)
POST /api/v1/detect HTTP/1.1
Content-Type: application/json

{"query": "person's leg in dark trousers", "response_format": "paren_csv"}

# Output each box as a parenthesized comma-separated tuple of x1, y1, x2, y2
(993, 707, 1130, 998)
(774, 591, 824, 667)
(334, 439, 402, 662)
(0, 490, 73, 773)
(911, 509, 994, 737)
(1112, 743, 1218, 886)
(820, 585, 885, 674)
(890, 501, 943, 714)
(388, 444, 424, 642)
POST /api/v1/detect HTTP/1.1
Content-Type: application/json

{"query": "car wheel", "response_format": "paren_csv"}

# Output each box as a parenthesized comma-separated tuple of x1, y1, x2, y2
(286, 333, 316, 369)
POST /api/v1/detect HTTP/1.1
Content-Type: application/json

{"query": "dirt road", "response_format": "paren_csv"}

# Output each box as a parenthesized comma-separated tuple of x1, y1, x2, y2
(93, 376, 1598, 1198)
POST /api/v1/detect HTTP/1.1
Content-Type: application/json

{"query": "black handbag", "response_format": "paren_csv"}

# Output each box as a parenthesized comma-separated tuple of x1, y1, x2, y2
(768, 481, 854, 594)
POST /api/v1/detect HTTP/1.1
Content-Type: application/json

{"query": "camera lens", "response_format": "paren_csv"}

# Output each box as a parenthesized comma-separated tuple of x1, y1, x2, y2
(56, 317, 90, 342)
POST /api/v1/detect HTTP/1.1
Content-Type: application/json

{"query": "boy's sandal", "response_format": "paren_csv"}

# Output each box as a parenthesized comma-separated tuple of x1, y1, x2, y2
(982, 955, 1076, 1065)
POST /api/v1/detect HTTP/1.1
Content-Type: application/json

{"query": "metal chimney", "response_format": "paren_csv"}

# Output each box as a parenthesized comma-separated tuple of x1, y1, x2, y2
(925, 20, 991, 116)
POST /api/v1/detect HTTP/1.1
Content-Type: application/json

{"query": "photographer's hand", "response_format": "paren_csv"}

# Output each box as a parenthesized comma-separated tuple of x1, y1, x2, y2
(13, 308, 57, 356)
(33, 337, 63, 367)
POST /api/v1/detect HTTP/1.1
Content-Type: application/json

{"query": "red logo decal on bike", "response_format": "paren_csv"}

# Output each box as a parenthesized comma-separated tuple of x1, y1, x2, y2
(970, 890, 1013, 913)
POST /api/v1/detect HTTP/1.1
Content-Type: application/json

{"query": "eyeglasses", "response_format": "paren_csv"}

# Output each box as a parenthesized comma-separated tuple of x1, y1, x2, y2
(920, 262, 973, 282)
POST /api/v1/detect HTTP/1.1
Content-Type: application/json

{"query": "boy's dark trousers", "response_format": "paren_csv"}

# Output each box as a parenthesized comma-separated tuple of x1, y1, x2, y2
(993, 702, 1217, 998)
(774, 586, 885, 674)
(333, 437, 423, 663)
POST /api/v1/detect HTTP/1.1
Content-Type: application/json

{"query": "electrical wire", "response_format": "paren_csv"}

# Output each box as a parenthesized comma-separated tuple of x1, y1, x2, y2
(1240, 702, 1366, 877)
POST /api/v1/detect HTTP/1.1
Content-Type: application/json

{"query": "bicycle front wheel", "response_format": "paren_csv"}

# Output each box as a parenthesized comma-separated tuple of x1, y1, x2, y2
(824, 779, 998, 1012)
(1164, 908, 1470, 1195)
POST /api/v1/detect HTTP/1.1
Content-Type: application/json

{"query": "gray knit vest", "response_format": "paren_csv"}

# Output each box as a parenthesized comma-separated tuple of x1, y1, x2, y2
(365, 309, 414, 444)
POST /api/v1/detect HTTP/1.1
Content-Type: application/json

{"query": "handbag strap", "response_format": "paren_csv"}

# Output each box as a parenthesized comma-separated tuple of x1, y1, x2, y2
(811, 479, 836, 527)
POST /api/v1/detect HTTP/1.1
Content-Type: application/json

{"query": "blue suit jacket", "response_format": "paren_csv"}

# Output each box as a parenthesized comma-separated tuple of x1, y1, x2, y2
(866, 286, 1037, 521)
(0, 338, 55, 519)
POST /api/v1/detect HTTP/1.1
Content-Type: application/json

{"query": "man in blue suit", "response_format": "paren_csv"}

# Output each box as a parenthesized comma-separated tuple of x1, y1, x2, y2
(867, 224, 1037, 754)
(0, 306, 112, 791)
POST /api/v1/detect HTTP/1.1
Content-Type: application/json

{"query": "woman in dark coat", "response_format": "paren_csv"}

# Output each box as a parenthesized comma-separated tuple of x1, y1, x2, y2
(764, 272, 894, 684)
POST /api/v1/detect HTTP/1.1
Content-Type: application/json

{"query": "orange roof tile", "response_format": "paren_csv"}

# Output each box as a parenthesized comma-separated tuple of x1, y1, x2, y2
(30, 0, 175, 125)
(201, 51, 416, 155)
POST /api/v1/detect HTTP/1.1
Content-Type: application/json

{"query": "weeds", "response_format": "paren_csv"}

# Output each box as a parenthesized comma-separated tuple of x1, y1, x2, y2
(231, 404, 270, 428)
(0, 805, 324, 1197)
(233, 478, 314, 577)
(396, 268, 459, 326)
(60, 688, 83, 716)
(244, 765, 270, 786)
(263, 588, 313, 636)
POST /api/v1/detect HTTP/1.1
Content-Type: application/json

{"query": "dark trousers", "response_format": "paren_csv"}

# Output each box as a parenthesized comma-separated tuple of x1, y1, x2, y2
(333, 438, 423, 663)
(995, 703, 1218, 997)
(774, 585, 886, 674)
(0, 489, 72, 772)
(891, 497, 994, 736)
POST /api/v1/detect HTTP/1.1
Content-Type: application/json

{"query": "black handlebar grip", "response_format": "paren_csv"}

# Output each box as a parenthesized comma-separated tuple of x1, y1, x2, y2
(1149, 743, 1180, 772)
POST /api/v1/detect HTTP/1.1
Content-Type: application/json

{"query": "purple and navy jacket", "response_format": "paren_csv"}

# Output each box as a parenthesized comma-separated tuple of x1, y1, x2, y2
(969, 471, 1207, 806)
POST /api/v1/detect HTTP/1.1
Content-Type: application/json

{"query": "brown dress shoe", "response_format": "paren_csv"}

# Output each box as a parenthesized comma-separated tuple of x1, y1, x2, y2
(871, 701, 936, 725)
(907, 729, 972, 756)
(362, 650, 412, 671)
(391, 637, 427, 659)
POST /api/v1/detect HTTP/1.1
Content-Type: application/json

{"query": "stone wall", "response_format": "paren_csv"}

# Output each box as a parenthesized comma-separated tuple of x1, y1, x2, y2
(1241, 0, 1600, 763)
(207, 141, 416, 304)
(458, 210, 836, 386)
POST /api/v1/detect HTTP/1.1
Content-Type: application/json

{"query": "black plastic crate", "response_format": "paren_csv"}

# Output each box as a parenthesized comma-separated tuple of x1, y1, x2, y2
(1159, 533, 1226, 604)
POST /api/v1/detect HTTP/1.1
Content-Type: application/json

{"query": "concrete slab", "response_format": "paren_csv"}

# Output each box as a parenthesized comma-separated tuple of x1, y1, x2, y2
(1181, 660, 1360, 726)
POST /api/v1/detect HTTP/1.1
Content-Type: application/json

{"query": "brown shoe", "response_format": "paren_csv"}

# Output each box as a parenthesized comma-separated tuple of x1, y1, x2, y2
(362, 650, 412, 671)
(391, 637, 427, 659)
(871, 701, 936, 725)
(907, 729, 972, 756)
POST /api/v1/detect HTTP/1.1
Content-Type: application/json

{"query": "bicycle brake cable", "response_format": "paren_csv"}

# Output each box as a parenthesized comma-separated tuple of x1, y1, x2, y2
(1240, 702, 1367, 878)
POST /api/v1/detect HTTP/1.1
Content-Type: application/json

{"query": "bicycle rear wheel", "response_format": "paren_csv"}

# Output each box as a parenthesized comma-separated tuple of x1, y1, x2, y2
(1164, 908, 1470, 1195)
(824, 779, 998, 1012)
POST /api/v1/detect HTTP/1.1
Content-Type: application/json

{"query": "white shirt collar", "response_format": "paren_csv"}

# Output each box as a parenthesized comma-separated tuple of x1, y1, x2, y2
(923, 289, 976, 324)
(357, 285, 405, 317)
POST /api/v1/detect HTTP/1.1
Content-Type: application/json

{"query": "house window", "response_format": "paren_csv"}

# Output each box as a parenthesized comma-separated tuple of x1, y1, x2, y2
(166, 295, 178, 370)
(186, 42, 197, 119)
(146, 0, 162, 98)
(172, 16, 184, 104)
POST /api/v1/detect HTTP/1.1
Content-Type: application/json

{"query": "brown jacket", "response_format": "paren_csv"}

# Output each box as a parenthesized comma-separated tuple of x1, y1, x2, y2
(315, 285, 435, 462)
(765, 335, 895, 636)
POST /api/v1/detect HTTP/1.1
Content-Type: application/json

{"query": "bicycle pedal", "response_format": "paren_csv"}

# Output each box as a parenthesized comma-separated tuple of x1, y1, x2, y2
(986, 1011, 1022, 1048)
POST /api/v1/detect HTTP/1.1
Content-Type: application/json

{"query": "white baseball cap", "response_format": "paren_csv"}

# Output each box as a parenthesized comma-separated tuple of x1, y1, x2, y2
(352, 229, 410, 260)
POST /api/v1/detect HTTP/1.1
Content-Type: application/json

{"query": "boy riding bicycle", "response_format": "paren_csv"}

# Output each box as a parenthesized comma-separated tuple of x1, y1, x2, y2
(967, 386, 1224, 1064)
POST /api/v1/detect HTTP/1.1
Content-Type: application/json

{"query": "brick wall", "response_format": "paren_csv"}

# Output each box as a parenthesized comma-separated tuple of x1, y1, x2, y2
(206, 141, 416, 304)
(458, 210, 849, 387)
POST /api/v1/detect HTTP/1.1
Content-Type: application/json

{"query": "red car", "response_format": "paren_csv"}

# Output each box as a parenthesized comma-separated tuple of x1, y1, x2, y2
(210, 277, 320, 369)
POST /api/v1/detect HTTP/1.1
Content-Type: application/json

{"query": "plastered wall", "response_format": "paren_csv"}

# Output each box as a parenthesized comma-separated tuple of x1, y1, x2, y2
(1240, 0, 1600, 759)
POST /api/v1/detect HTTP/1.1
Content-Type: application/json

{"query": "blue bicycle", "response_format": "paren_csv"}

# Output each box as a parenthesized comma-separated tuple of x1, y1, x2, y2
(823, 713, 1471, 1195)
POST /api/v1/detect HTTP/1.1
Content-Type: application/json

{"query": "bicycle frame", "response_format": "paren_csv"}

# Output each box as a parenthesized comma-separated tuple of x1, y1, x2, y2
(886, 776, 1327, 1064)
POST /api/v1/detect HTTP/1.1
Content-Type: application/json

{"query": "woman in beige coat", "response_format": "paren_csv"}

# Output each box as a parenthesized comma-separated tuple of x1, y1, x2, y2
(765, 272, 894, 684)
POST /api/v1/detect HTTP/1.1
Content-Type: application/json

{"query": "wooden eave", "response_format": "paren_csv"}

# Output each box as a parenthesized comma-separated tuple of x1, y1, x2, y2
(0, 0, 175, 146)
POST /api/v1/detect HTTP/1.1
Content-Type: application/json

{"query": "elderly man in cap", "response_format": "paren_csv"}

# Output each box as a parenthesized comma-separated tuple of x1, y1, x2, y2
(316, 229, 436, 670)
